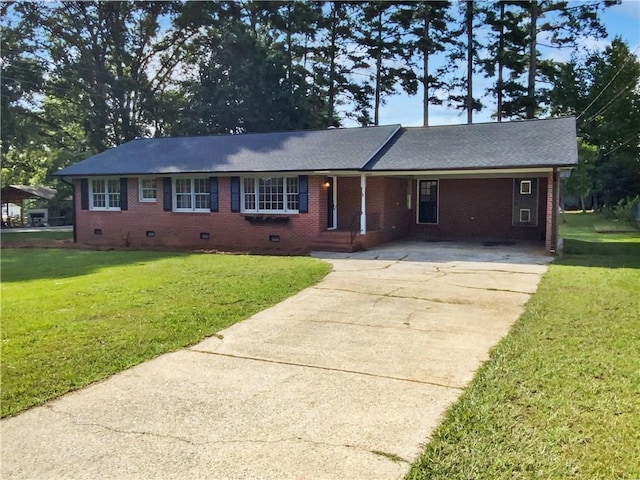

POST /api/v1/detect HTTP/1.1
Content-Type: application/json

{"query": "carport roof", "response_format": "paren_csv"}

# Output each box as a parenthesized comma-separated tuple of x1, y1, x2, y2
(1, 185, 56, 204)
(367, 116, 578, 171)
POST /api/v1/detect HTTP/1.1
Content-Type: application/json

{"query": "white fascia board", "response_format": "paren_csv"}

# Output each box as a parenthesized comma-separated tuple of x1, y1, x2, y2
(364, 167, 557, 178)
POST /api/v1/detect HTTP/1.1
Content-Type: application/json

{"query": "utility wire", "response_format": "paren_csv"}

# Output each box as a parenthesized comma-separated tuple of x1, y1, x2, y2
(601, 134, 639, 157)
(580, 77, 637, 127)
(576, 44, 640, 120)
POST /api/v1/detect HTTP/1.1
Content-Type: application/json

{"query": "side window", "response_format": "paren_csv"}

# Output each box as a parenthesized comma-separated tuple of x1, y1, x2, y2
(173, 178, 210, 212)
(139, 178, 157, 202)
(90, 179, 120, 210)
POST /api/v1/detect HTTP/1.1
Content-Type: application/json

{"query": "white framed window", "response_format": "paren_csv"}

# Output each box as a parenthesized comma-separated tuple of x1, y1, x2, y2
(138, 178, 157, 202)
(242, 176, 299, 214)
(173, 178, 210, 212)
(519, 208, 531, 223)
(90, 178, 120, 210)
(520, 180, 532, 195)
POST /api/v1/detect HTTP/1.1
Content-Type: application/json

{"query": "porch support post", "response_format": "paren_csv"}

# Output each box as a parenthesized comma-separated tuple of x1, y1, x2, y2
(545, 168, 559, 254)
(360, 174, 367, 235)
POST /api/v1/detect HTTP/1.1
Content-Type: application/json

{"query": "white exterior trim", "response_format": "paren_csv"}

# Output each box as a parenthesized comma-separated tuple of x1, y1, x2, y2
(360, 174, 367, 234)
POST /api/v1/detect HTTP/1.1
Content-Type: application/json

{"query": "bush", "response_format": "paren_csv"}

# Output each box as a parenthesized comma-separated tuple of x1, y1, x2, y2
(601, 195, 640, 222)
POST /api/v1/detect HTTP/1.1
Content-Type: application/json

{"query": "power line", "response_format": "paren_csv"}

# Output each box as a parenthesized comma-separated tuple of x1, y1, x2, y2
(576, 44, 640, 121)
(601, 134, 639, 157)
(580, 77, 637, 127)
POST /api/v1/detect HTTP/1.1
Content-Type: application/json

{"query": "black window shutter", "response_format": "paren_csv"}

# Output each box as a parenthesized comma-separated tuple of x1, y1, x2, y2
(163, 178, 172, 211)
(230, 176, 240, 212)
(210, 177, 218, 212)
(299, 175, 308, 213)
(80, 179, 89, 210)
(119, 178, 128, 210)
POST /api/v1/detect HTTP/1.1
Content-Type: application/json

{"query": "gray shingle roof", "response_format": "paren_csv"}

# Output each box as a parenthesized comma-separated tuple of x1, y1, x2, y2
(54, 117, 577, 177)
(54, 125, 401, 176)
(368, 117, 578, 171)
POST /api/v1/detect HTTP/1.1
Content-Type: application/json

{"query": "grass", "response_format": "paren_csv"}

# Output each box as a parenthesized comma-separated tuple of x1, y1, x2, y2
(0, 249, 330, 417)
(407, 212, 640, 480)
(1, 229, 73, 244)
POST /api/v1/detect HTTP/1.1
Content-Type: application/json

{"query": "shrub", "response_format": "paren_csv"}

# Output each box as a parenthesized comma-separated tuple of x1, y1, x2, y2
(601, 195, 640, 222)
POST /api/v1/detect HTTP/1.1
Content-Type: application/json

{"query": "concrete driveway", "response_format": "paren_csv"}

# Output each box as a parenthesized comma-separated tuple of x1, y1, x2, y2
(1, 241, 551, 479)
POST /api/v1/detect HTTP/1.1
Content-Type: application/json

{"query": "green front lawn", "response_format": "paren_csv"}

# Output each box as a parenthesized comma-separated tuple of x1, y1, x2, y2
(1, 229, 73, 244)
(1, 249, 330, 417)
(407, 212, 640, 480)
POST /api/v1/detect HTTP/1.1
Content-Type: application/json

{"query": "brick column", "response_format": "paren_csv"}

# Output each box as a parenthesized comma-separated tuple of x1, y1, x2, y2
(545, 169, 559, 253)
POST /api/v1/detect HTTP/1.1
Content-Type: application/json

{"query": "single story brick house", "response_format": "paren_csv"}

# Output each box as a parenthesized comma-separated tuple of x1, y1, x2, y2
(54, 116, 577, 254)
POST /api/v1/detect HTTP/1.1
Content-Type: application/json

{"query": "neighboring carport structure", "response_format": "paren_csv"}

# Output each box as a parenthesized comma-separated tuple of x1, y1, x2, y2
(1, 185, 57, 226)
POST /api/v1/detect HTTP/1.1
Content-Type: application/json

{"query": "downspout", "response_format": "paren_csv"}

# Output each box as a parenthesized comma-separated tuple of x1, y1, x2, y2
(360, 174, 367, 235)
(60, 177, 77, 244)
(550, 167, 559, 254)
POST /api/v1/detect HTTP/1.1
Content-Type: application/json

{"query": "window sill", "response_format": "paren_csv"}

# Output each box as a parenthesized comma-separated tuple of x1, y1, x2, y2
(244, 215, 290, 224)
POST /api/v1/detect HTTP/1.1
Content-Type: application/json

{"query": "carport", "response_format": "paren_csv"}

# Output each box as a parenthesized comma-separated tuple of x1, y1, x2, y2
(1, 185, 56, 227)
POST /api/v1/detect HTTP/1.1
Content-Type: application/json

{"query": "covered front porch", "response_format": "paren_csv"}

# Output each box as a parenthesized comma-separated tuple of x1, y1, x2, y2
(309, 174, 413, 252)
(309, 169, 561, 254)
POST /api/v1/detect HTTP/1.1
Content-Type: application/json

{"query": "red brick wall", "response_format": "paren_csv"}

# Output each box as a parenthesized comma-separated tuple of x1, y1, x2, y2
(74, 176, 326, 253)
(410, 177, 547, 242)
(74, 175, 551, 252)
(381, 177, 413, 242)
(336, 176, 361, 230)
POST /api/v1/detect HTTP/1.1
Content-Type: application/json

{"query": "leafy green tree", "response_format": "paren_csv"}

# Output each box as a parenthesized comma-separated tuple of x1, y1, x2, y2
(563, 140, 597, 211)
(354, 2, 418, 125)
(551, 38, 640, 206)
(398, 1, 454, 126)
(17, 1, 199, 152)
(313, 1, 369, 127)
(0, 4, 46, 157)
(479, 1, 529, 121)
(445, 1, 483, 122)
(499, 0, 614, 120)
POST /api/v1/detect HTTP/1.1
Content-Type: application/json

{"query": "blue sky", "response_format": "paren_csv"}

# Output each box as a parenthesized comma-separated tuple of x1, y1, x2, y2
(367, 0, 640, 128)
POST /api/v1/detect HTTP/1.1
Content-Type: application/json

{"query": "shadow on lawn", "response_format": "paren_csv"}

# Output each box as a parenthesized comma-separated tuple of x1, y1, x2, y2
(0, 248, 186, 283)
(559, 239, 640, 269)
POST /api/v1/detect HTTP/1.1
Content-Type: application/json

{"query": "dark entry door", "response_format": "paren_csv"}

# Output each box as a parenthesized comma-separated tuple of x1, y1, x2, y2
(418, 180, 438, 224)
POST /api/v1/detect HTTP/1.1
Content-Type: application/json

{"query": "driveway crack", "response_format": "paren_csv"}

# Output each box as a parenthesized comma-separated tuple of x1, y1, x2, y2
(312, 286, 472, 305)
(41, 406, 411, 463)
(188, 349, 463, 391)
(451, 283, 532, 294)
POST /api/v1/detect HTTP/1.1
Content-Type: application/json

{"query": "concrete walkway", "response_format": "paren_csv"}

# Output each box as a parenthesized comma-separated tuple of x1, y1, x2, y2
(1, 241, 552, 480)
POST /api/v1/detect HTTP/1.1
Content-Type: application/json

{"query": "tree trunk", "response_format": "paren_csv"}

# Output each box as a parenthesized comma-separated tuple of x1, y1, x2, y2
(422, 7, 430, 127)
(327, 3, 337, 127)
(527, 0, 538, 119)
(374, 8, 382, 126)
(497, 1, 504, 122)
(466, 0, 473, 125)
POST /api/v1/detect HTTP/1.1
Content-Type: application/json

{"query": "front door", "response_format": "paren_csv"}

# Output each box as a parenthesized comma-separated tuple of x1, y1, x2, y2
(418, 179, 438, 224)
(327, 176, 337, 230)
